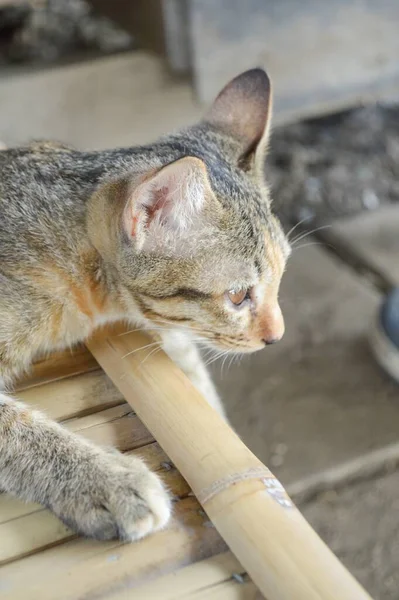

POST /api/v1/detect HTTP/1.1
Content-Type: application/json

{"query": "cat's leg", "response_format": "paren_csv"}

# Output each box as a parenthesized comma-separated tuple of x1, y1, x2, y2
(159, 331, 227, 419)
(0, 393, 171, 540)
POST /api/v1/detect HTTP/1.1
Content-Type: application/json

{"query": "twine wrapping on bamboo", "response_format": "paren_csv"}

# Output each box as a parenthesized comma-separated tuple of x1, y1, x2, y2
(87, 327, 373, 600)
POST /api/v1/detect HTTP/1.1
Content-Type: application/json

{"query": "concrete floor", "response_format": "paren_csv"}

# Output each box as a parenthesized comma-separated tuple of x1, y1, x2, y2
(214, 208, 399, 599)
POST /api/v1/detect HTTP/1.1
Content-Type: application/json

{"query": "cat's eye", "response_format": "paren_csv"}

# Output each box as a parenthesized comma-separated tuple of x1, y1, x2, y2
(226, 288, 251, 307)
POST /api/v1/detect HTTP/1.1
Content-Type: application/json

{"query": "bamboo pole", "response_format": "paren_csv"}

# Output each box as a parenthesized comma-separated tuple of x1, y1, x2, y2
(87, 328, 373, 600)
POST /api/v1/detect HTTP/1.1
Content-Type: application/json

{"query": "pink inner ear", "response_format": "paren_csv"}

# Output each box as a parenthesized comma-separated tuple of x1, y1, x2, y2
(127, 157, 207, 242)
(143, 184, 171, 227)
(129, 180, 175, 240)
(153, 186, 170, 213)
(130, 213, 139, 238)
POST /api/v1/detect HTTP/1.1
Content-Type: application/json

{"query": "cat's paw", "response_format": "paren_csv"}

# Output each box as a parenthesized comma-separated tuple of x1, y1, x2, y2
(54, 450, 171, 542)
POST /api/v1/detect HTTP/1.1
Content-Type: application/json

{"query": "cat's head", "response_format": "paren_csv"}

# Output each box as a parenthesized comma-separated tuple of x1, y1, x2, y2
(93, 69, 290, 352)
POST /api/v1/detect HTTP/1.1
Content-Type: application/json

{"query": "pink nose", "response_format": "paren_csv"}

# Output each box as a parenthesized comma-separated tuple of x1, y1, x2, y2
(261, 303, 285, 345)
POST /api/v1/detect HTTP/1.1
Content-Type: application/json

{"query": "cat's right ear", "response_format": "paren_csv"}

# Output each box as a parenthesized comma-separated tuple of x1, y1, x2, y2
(203, 68, 272, 173)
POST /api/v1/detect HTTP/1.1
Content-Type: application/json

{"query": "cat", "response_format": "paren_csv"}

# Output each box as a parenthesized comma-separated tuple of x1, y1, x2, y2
(0, 68, 290, 542)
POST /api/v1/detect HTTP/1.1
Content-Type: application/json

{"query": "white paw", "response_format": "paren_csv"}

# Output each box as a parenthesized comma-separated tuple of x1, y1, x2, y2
(53, 451, 172, 542)
(117, 466, 172, 541)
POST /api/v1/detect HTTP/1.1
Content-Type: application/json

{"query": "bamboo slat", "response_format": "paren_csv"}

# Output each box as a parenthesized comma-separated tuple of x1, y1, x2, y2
(110, 552, 247, 600)
(0, 510, 72, 564)
(0, 496, 226, 600)
(18, 370, 124, 421)
(65, 403, 152, 451)
(16, 345, 97, 391)
(87, 328, 373, 600)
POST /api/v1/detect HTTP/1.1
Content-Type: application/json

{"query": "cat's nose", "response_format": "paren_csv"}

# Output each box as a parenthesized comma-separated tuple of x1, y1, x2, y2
(260, 302, 285, 346)
(262, 337, 280, 346)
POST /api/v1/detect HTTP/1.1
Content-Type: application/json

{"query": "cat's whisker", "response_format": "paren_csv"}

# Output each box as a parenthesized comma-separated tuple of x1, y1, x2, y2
(286, 216, 313, 240)
(229, 353, 241, 370)
(204, 350, 222, 367)
(292, 242, 324, 251)
(205, 349, 230, 367)
(117, 327, 154, 337)
(228, 354, 237, 371)
(117, 326, 164, 337)
(201, 347, 216, 358)
(117, 323, 180, 337)
(293, 241, 337, 252)
(221, 352, 231, 377)
(139, 345, 163, 366)
(121, 341, 161, 359)
(121, 333, 207, 364)
(290, 224, 331, 246)
(153, 321, 215, 343)
(145, 317, 201, 336)
(117, 323, 201, 339)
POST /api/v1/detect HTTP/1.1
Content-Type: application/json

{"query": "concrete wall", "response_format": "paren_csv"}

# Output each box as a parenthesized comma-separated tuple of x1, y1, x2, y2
(189, 0, 399, 111)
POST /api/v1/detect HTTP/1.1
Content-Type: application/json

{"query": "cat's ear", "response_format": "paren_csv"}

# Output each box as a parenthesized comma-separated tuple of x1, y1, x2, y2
(123, 157, 210, 249)
(204, 68, 272, 172)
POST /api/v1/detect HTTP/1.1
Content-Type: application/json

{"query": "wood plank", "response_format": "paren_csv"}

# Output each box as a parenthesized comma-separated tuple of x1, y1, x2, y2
(0, 497, 227, 600)
(18, 369, 124, 421)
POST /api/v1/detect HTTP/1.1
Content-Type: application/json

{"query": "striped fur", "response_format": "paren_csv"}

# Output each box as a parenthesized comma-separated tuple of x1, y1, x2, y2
(0, 69, 289, 541)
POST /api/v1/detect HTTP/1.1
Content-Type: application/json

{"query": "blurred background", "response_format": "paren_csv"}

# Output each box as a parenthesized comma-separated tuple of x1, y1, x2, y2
(1, 1, 399, 597)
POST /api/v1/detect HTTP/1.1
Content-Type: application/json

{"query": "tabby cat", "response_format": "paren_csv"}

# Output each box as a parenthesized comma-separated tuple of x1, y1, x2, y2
(0, 68, 289, 541)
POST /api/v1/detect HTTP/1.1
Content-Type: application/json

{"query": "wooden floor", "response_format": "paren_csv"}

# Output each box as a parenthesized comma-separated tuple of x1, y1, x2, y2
(0, 345, 258, 599)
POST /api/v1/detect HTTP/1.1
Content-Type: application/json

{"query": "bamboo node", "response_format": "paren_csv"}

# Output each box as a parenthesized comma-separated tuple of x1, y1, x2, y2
(197, 466, 292, 508)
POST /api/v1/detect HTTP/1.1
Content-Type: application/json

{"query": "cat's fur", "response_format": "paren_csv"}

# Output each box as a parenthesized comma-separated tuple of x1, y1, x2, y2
(0, 69, 289, 541)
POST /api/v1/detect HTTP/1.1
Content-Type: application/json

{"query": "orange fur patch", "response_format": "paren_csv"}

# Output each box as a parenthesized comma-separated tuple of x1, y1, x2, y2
(264, 229, 285, 280)
(49, 304, 64, 343)
(29, 258, 109, 339)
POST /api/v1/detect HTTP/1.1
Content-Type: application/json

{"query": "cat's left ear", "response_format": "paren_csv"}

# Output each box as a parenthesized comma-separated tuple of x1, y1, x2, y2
(123, 156, 210, 250)
(204, 68, 272, 175)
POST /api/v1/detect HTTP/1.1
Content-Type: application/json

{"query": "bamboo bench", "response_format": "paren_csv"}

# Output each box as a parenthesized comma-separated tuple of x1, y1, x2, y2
(0, 326, 373, 599)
